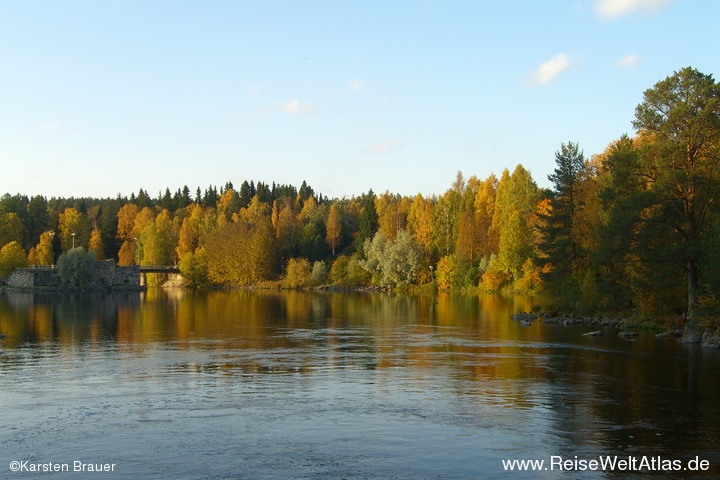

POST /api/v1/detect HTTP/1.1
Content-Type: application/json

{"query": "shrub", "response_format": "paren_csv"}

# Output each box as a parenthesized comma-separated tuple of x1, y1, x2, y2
(284, 257, 312, 288)
(329, 255, 350, 284)
(56, 247, 95, 286)
(311, 261, 328, 285)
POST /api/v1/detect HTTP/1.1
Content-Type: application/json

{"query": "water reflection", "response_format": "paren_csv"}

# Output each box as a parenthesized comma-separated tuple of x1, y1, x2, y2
(1, 289, 718, 479)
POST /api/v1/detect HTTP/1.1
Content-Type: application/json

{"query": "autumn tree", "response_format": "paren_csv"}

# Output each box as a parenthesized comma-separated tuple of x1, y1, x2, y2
(0, 241, 28, 277)
(116, 203, 139, 241)
(375, 191, 407, 242)
(89, 227, 104, 260)
(58, 208, 91, 252)
(275, 199, 302, 261)
(407, 194, 434, 260)
(33, 231, 56, 265)
(474, 174, 498, 257)
(216, 187, 241, 226)
(0, 213, 24, 249)
(176, 204, 203, 261)
(140, 209, 177, 266)
(455, 208, 481, 264)
(205, 216, 275, 285)
(488, 165, 539, 284)
(283, 257, 312, 288)
(179, 246, 208, 287)
(325, 203, 342, 256)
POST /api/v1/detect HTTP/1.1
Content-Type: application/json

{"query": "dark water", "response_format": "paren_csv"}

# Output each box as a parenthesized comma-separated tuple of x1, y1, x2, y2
(0, 289, 718, 479)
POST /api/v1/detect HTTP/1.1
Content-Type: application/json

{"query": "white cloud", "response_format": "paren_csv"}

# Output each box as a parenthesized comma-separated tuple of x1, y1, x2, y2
(530, 54, 571, 86)
(596, 0, 674, 19)
(365, 138, 404, 154)
(616, 53, 641, 68)
(350, 80, 364, 92)
(281, 100, 316, 114)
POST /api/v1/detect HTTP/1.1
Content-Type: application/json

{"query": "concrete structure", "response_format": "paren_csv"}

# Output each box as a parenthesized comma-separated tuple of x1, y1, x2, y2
(3, 261, 142, 289)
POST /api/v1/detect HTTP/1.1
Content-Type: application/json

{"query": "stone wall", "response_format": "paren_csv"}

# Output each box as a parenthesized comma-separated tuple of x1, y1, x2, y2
(5, 262, 141, 289)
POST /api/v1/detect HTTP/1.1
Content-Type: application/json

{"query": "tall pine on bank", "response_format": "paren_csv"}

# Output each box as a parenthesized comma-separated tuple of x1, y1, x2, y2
(632, 67, 720, 316)
(539, 142, 585, 296)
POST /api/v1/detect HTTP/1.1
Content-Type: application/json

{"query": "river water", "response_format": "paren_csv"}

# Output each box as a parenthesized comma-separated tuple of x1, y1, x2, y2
(0, 289, 718, 479)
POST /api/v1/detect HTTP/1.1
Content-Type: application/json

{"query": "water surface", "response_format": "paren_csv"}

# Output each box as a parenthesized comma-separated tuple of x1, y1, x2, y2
(1, 290, 718, 478)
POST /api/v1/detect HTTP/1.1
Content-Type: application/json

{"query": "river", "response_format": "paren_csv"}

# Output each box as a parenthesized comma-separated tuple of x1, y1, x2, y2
(1, 289, 718, 479)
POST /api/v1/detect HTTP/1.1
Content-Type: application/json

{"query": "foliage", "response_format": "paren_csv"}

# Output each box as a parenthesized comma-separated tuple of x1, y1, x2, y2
(436, 255, 459, 291)
(311, 261, 328, 284)
(179, 247, 208, 287)
(325, 203, 342, 257)
(89, 227, 104, 260)
(0, 241, 28, 277)
(361, 230, 421, 287)
(539, 141, 585, 283)
(3, 67, 720, 318)
(514, 258, 543, 293)
(0, 213, 24, 249)
(58, 208, 92, 252)
(631, 67, 720, 315)
(407, 193, 434, 259)
(356, 190, 378, 257)
(284, 257, 312, 288)
(480, 268, 509, 292)
(33, 232, 55, 265)
(329, 255, 349, 284)
(205, 216, 275, 285)
(56, 247, 96, 286)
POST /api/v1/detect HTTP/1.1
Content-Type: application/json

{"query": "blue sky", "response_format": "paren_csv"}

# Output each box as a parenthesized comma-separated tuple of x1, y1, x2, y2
(1, 0, 717, 200)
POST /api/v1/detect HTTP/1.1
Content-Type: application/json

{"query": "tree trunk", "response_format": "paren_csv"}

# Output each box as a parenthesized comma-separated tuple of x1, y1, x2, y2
(687, 258, 698, 316)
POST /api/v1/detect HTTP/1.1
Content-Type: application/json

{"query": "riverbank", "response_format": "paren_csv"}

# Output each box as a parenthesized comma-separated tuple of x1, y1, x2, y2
(510, 311, 720, 348)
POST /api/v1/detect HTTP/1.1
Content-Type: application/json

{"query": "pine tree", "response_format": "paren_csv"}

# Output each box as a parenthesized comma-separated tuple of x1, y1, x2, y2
(540, 142, 585, 284)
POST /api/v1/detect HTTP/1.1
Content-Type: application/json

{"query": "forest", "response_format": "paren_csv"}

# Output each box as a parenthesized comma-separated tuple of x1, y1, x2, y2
(1, 67, 719, 320)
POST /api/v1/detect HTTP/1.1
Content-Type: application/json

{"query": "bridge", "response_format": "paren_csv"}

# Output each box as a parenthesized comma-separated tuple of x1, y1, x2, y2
(139, 265, 181, 274)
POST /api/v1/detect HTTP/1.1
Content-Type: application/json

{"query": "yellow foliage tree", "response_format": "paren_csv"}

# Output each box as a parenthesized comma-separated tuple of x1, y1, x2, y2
(117, 239, 137, 266)
(435, 255, 459, 291)
(407, 194, 434, 259)
(455, 208, 481, 263)
(0, 241, 28, 277)
(58, 208, 91, 252)
(375, 191, 408, 242)
(89, 227, 104, 260)
(33, 231, 55, 265)
(132, 207, 156, 239)
(474, 174, 498, 257)
(325, 203, 342, 256)
(283, 257, 312, 288)
(205, 216, 275, 285)
(116, 203, 139, 241)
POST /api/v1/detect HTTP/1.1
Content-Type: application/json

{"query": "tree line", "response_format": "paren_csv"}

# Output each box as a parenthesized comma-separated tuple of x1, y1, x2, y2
(1, 67, 718, 318)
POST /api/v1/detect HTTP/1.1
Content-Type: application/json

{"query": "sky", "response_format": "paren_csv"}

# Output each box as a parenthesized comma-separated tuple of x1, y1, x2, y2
(1, 0, 718, 200)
